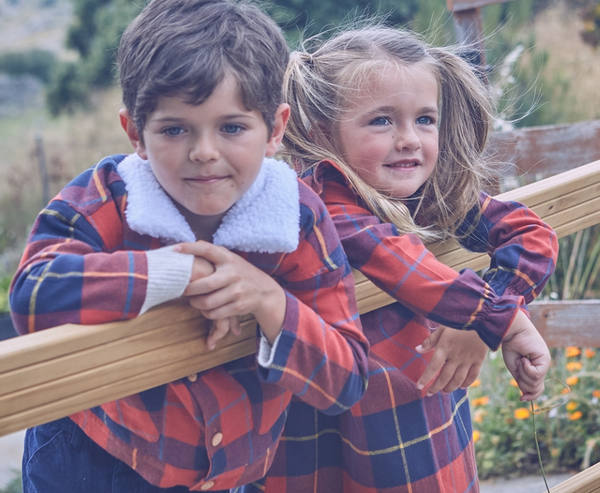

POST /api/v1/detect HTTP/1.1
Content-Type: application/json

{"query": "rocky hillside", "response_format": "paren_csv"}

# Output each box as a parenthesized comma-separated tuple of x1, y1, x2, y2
(0, 0, 74, 58)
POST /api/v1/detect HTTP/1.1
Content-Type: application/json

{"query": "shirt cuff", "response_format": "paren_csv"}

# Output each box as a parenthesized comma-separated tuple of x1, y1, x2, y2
(257, 330, 282, 368)
(140, 246, 194, 314)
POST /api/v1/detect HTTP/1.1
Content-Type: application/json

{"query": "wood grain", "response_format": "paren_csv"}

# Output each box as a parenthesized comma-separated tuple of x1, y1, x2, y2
(1, 159, 600, 438)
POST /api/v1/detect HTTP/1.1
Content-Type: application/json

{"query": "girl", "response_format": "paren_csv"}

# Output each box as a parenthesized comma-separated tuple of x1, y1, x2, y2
(239, 26, 557, 492)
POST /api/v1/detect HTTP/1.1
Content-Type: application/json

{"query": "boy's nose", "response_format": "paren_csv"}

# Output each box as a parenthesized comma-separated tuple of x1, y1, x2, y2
(190, 135, 220, 163)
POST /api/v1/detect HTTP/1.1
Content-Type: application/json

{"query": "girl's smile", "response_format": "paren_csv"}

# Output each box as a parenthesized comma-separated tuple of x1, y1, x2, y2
(334, 61, 439, 199)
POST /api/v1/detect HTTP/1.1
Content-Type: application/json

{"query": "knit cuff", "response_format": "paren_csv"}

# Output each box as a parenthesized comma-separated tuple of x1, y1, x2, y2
(140, 246, 194, 314)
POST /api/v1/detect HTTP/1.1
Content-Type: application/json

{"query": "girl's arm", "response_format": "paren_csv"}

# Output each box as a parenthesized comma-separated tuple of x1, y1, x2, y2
(458, 192, 558, 305)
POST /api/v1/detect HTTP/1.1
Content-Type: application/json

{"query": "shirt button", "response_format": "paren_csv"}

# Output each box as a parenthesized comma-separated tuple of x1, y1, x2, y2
(187, 373, 197, 382)
(211, 432, 223, 447)
(201, 481, 215, 490)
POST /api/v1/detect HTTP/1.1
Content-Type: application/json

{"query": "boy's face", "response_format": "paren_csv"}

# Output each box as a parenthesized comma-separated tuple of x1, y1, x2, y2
(121, 76, 289, 229)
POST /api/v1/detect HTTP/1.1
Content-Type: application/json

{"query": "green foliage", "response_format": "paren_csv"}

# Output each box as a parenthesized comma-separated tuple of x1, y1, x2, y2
(471, 347, 600, 479)
(0, 471, 22, 493)
(47, 0, 144, 115)
(0, 49, 58, 84)
(46, 62, 89, 116)
(266, 0, 418, 41)
(0, 275, 12, 313)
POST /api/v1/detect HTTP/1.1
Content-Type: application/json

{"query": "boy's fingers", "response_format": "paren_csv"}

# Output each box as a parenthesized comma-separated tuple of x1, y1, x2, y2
(230, 316, 241, 335)
(176, 241, 231, 265)
(206, 319, 230, 350)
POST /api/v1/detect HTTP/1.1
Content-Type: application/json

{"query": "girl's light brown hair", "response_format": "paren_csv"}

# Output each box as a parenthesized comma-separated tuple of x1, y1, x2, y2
(282, 25, 497, 241)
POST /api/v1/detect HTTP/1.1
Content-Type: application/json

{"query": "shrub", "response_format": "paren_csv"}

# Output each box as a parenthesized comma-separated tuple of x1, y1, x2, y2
(0, 50, 57, 84)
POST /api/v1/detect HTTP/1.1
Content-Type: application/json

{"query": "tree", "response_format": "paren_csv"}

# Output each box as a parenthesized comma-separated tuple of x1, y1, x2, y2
(47, 0, 420, 115)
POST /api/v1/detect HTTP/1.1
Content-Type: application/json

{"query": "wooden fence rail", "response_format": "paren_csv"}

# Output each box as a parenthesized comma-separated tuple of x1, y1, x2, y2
(1, 158, 599, 439)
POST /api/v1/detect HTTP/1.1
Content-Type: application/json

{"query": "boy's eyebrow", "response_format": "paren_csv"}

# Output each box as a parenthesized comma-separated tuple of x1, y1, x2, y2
(149, 113, 257, 123)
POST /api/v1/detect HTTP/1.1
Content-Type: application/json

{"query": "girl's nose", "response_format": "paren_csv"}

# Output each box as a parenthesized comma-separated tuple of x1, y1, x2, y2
(395, 125, 421, 152)
(190, 134, 220, 163)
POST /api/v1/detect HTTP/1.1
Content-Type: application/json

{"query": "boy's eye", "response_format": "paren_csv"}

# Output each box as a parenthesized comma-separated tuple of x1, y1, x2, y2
(369, 116, 391, 126)
(163, 127, 185, 136)
(416, 116, 434, 125)
(222, 124, 243, 134)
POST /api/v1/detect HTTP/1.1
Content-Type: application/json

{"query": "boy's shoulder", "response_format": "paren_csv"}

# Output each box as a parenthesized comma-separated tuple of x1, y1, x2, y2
(55, 154, 128, 215)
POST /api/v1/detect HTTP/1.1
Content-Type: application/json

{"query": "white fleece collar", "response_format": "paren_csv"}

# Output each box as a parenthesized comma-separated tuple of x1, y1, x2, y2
(117, 153, 300, 253)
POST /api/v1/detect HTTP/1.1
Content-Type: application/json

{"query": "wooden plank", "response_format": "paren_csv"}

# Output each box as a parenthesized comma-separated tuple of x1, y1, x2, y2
(447, 0, 517, 13)
(1, 159, 600, 437)
(547, 460, 600, 493)
(490, 120, 600, 180)
(529, 301, 600, 348)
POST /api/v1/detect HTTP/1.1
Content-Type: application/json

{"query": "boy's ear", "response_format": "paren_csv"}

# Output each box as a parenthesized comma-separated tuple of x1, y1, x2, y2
(119, 109, 148, 160)
(265, 103, 290, 157)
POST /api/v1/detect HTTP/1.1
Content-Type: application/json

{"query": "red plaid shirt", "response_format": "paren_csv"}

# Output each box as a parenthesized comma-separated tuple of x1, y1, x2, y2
(240, 161, 558, 493)
(10, 155, 369, 491)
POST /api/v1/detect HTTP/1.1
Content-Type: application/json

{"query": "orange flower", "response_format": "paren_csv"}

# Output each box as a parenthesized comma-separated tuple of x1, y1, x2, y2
(566, 401, 578, 411)
(593, 390, 600, 398)
(561, 387, 570, 394)
(566, 376, 579, 386)
(585, 349, 596, 358)
(509, 378, 519, 388)
(470, 379, 481, 388)
(566, 362, 583, 372)
(566, 347, 581, 358)
(514, 408, 531, 420)
(472, 396, 490, 406)
(569, 411, 583, 421)
(474, 410, 485, 423)
(473, 430, 481, 442)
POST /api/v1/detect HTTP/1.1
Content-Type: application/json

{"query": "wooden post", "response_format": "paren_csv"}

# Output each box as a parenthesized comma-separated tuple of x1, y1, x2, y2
(35, 133, 50, 207)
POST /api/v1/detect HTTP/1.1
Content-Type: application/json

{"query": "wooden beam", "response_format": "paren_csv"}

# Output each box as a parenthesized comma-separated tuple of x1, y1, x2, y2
(547, 460, 600, 493)
(1, 159, 600, 438)
(447, 0, 517, 12)
(490, 120, 600, 180)
(529, 300, 600, 348)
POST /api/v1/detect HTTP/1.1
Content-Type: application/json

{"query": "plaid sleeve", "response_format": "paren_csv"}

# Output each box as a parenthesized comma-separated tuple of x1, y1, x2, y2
(316, 174, 525, 351)
(458, 193, 558, 304)
(257, 182, 369, 415)
(9, 159, 150, 333)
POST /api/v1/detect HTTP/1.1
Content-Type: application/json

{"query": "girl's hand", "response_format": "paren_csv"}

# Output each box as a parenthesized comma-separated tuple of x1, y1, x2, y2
(175, 241, 287, 345)
(501, 309, 551, 401)
(416, 326, 488, 395)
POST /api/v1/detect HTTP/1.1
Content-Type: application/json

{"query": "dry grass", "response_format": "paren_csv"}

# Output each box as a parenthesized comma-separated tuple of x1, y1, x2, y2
(0, 86, 130, 201)
(531, 4, 600, 122)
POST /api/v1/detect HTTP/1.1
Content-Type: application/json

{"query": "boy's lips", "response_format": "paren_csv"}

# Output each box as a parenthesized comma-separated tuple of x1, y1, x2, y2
(185, 175, 227, 183)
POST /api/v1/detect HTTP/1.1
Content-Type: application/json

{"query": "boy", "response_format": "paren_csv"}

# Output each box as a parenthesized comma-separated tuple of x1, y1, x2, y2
(9, 0, 369, 491)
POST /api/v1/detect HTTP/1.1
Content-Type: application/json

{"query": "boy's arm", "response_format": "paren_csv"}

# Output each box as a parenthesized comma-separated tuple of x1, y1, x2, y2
(259, 190, 369, 414)
(10, 169, 192, 333)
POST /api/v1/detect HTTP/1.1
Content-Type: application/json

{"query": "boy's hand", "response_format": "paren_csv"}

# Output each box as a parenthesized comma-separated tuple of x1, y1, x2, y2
(416, 326, 488, 395)
(182, 249, 239, 349)
(501, 309, 550, 402)
(175, 241, 286, 345)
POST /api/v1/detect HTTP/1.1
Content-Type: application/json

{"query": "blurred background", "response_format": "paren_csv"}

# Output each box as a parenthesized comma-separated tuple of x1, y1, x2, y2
(1, 0, 600, 491)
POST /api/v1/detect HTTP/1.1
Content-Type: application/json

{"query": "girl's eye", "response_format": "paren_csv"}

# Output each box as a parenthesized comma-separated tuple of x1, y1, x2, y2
(369, 116, 391, 126)
(163, 127, 185, 137)
(222, 124, 243, 134)
(416, 116, 434, 125)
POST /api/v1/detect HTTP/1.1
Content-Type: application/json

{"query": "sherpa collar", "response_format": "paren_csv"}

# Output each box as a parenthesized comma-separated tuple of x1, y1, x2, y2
(117, 153, 300, 253)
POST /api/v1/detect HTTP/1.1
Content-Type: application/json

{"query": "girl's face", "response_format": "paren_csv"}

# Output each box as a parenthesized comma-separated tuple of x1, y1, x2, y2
(334, 62, 439, 199)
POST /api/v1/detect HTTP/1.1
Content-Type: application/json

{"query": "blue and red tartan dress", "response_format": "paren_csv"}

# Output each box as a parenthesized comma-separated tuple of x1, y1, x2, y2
(238, 161, 558, 493)
(10, 154, 369, 491)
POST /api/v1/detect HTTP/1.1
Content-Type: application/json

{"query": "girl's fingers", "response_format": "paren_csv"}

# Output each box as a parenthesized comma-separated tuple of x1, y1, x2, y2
(176, 241, 231, 265)
(206, 318, 231, 350)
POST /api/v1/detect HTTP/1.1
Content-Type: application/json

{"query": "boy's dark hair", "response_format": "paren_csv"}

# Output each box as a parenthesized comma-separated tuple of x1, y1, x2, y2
(118, 0, 289, 137)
